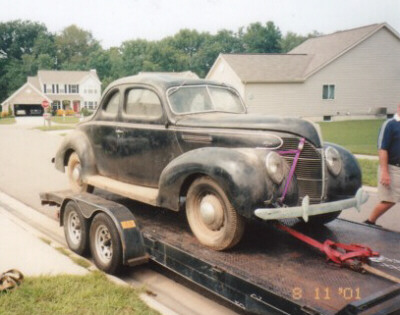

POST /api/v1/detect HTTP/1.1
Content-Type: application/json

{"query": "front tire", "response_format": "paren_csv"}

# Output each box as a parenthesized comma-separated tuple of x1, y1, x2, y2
(67, 152, 93, 193)
(63, 201, 89, 255)
(186, 177, 245, 250)
(90, 213, 122, 274)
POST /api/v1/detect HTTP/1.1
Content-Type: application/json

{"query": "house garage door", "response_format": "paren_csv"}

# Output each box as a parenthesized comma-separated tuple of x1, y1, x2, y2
(14, 104, 43, 116)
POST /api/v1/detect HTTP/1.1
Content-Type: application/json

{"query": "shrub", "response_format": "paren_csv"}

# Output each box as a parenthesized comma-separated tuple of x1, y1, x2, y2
(80, 107, 91, 117)
(1, 111, 8, 118)
(8, 106, 13, 117)
(56, 109, 65, 116)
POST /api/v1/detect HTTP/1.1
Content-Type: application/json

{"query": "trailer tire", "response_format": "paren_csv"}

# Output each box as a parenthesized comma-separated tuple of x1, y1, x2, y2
(186, 177, 245, 251)
(305, 210, 342, 225)
(67, 152, 94, 193)
(90, 213, 122, 274)
(63, 201, 89, 255)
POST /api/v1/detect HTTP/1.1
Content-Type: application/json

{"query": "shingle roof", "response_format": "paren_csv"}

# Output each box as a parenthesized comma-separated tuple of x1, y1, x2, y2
(219, 54, 312, 83)
(289, 23, 384, 77)
(37, 70, 99, 84)
(215, 23, 398, 83)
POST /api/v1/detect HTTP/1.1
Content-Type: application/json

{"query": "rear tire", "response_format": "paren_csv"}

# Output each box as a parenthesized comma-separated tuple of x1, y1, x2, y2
(186, 177, 245, 250)
(67, 152, 94, 193)
(63, 201, 89, 255)
(90, 213, 122, 274)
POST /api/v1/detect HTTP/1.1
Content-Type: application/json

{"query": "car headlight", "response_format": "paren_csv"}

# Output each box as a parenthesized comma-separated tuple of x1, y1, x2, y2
(266, 151, 284, 184)
(325, 146, 342, 176)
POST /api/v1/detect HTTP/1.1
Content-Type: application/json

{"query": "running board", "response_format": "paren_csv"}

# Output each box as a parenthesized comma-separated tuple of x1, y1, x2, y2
(85, 175, 158, 206)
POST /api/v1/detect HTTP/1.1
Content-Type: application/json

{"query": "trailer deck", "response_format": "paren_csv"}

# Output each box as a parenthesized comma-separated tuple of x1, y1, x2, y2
(41, 190, 400, 314)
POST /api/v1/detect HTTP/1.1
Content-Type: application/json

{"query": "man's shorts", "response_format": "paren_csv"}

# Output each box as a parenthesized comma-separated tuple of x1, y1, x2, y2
(378, 164, 400, 203)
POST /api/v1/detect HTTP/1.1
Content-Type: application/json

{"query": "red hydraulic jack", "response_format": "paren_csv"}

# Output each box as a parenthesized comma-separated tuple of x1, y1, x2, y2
(275, 222, 400, 284)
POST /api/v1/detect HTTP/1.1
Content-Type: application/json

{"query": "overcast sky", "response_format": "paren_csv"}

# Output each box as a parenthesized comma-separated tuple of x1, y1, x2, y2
(1, 0, 399, 48)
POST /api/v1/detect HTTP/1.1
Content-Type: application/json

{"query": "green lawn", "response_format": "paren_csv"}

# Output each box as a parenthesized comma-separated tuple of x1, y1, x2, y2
(52, 116, 80, 124)
(35, 125, 75, 131)
(319, 119, 384, 155)
(0, 117, 16, 124)
(0, 272, 159, 315)
(358, 159, 378, 187)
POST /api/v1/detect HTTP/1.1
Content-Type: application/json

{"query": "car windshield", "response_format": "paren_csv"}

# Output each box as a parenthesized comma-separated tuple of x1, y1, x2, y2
(167, 85, 246, 115)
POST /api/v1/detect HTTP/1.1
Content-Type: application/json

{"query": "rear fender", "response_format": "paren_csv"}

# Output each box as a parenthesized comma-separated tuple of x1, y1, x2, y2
(54, 130, 97, 177)
(157, 147, 271, 218)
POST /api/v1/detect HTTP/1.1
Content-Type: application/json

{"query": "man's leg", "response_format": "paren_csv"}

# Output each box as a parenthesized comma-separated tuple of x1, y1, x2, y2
(368, 201, 395, 223)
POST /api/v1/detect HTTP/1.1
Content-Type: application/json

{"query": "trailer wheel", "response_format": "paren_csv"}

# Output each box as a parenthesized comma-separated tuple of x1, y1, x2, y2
(67, 152, 93, 193)
(186, 177, 245, 250)
(306, 211, 342, 225)
(90, 213, 122, 274)
(63, 201, 89, 255)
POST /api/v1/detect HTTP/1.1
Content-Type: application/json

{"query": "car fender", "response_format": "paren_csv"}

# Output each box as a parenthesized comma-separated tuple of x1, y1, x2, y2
(157, 147, 272, 218)
(324, 142, 362, 200)
(54, 130, 97, 177)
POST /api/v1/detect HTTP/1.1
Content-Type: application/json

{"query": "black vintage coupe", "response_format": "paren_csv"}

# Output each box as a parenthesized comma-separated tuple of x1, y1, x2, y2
(54, 74, 367, 251)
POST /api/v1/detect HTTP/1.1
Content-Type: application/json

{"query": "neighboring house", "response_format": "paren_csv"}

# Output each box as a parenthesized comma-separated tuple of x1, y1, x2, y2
(207, 23, 400, 121)
(1, 70, 101, 116)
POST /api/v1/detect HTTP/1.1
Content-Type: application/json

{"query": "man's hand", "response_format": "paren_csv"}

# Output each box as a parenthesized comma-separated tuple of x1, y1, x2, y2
(380, 169, 391, 186)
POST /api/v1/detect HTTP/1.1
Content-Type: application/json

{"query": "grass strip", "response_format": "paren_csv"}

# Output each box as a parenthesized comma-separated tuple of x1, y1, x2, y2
(358, 158, 378, 187)
(0, 117, 16, 125)
(319, 119, 383, 155)
(52, 116, 80, 124)
(35, 125, 75, 131)
(0, 272, 159, 315)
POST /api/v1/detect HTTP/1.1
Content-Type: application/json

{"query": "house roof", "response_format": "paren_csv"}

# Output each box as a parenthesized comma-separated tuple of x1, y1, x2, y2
(37, 70, 100, 84)
(216, 54, 313, 83)
(211, 23, 400, 83)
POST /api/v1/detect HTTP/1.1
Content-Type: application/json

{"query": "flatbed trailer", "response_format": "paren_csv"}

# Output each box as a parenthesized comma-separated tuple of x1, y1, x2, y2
(41, 190, 400, 315)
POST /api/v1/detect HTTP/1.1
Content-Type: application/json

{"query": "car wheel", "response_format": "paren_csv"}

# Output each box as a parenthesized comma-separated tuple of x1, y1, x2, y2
(186, 177, 245, 250)
(67, 152, 93, 193)
(90, 213, 122, 274)
(63, 201, 89, 255)
(305, 210, 342, 225)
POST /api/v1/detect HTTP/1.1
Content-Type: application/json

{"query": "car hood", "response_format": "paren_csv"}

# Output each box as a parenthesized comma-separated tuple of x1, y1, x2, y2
(175, 113, 322, 147)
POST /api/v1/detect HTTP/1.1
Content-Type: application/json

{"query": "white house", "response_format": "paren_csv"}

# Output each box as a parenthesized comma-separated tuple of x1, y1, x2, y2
(1, 69, 101, 115)
(207, 23, 400, 121)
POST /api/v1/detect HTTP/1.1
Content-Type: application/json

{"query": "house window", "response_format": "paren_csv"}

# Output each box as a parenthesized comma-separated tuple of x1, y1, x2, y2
(43, 84, 47, 93)
(69, 85, 79, 93)
(323, 85, 335, 100)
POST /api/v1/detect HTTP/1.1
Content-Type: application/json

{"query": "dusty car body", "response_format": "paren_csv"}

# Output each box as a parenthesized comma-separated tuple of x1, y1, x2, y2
(54, 74, 367, 250)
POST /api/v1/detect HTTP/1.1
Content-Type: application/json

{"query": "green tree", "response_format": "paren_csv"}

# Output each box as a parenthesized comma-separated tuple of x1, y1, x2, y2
(55, 25, 101, 69)
(280, 30, 322, 52)
(241, 21, 282, 53)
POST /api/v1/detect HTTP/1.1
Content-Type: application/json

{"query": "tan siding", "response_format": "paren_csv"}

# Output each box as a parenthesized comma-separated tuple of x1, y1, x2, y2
(245, 28, 400, 119)
(207, 58, 245, 96)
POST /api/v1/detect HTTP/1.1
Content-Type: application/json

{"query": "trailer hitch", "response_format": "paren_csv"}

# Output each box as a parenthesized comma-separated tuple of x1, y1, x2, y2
(275, 222, 400, 284)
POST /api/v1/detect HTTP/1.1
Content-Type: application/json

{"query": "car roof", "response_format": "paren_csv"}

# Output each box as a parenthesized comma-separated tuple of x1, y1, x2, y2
(104, 73, 227, 93)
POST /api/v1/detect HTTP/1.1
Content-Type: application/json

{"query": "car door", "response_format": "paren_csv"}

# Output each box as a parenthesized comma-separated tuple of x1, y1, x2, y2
(117, 86, 181, 187)
(89, 88, 121, 179)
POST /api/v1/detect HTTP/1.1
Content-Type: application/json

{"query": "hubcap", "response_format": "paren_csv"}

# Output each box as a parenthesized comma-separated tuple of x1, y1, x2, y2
(95, 224, 112, 264)
(72, 164, 82, 183)
(67, 211, 81, 246)
(199, 195, 224, 231)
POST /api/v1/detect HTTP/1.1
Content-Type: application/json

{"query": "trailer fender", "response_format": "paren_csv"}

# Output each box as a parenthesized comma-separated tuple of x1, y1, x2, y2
(60, 194, 148, 266)
(157, 147, 273, 218)
(54, 130, 97, 178)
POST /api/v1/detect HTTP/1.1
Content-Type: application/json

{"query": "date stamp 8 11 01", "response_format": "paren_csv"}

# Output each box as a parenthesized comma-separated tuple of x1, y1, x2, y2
(292, 287, 362, 301)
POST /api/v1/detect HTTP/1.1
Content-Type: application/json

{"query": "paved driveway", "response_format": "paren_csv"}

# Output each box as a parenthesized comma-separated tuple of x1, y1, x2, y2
(15, 116, 46, 127)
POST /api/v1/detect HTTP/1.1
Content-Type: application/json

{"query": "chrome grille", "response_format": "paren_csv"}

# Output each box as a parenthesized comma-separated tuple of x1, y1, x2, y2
(280, 137, 326, 204)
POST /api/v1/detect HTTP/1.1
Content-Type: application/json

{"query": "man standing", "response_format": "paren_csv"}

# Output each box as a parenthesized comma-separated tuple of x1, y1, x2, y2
(365, 103, 400, 225)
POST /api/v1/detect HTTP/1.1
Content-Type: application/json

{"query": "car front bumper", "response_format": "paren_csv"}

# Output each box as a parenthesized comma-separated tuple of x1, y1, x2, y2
(254, 188, 368, 222)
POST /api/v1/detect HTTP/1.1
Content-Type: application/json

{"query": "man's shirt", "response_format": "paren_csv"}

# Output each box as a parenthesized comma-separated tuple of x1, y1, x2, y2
(378, 114, 400, 165)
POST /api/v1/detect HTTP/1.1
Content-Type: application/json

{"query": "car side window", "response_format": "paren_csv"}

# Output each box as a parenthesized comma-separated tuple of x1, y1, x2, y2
(125, 88, 163, 119)
(103, 92, 120, 115)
